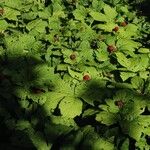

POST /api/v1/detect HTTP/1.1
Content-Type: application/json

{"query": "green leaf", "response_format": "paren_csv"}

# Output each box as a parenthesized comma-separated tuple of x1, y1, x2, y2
(92, 0, 105, 11)
(0, 20, 8, 32)
(138, 48, 150, 53)
(82, 108, 99, 118)
(59, 96, 83, 118)
(73, 6, 87, 21)
(75, 79, 106, 106)
(93, 138, 115, 150)
(3, 7, 20, 20)
(129, 54, 149, 72)
(139, 71, 149, 80)
(19, 34, 36, 50)
(62, 50, 80, 65)
(103, 4, 117, 20)
(127, 121, 143, 141)
(118, 24, 139, 38)
(68, 67, 83, 81)
(81, 126, 115, 150)
(16, 120, 31, 130)
(89, 11, 107, 22)
(27, 130, 51, 150)
(4, 0, 22, 8)
(121, 138, 129, 150)
(116, 52, 130, 68)
(131, 76, 144, 90)
(96, 111, 118, 126)
(97, 23, 117, 32)
(21, 11, 37, 20)
(117, 39, 141, 53)
(120, 72, 136, 81)
(43, 92, 64, 115)
(51, 116, 77, 127)
(105, 36, 116, 45)
(95, 48, 109, 62)
(27, 19, 48, 33)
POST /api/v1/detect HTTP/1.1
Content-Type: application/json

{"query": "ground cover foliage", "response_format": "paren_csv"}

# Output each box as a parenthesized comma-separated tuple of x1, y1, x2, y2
(0, 0, 150, 149)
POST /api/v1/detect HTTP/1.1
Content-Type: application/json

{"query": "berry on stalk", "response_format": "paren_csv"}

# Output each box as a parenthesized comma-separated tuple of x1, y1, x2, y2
(83, 74, 91, 81)
(107, 45, 116, 53)
(112, 26, 119, 32)
(115, 100, 124, 108)
(0, 8, 4, 15)
(70, 53, 76, 60)
(120, 21, 127, 27)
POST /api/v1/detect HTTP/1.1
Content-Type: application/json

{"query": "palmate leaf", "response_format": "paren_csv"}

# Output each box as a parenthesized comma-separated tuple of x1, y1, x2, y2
(117, 24, 139, 38)
(131, 76, 144, 90)
(76, 23, 96, 40)
(125, 121, 143, 141)
(89, 4, 117, 22)
(60, 130, 83, 150)
(105, 35, 116, 45)
(89, 11, 107, 22)
(59, 96, 83, 118)
(121, 115, 150, 142)
(103, 4, 117, 21)
(0, 20, 8, 32)
(18, 34, 36, 50)
(27, 92, 47, 105)
(75, 79, 107, 106)
(96, 111, 118, 126)
(121, 138, 129, 150)
(120, 72, 136, 81)
(15, 120, 31, 130)
(78, 40, 90, 50)
(3, 7, 20, 20)
(21, 11, 37, 20)
(92, 0, 105, 11)
(116, 52, 149, 72)
(117, 38, 141, 52)
(128, 54, 149, 72)
(99, 99, 119, 113)
(116, 52, 130, 68)
(4, 0, 22, 8)
(81, 126, 115, 150)
(61, 49, 81, 65)
(136, 138, 150, 150)
(138, 48, 150, 54)
(4, 35, 24, 55)
(43, 92, 65, 115)
(113, 90, 133, 103)
(27, 19, 48, 33)
(26, 129, 51, 150)
(95, 48, 109, 62)
(73, 5, 87, 21)
(50, 116, 77, 127)
(97, 23, 117, 32)
(68, 67, 83, 81)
